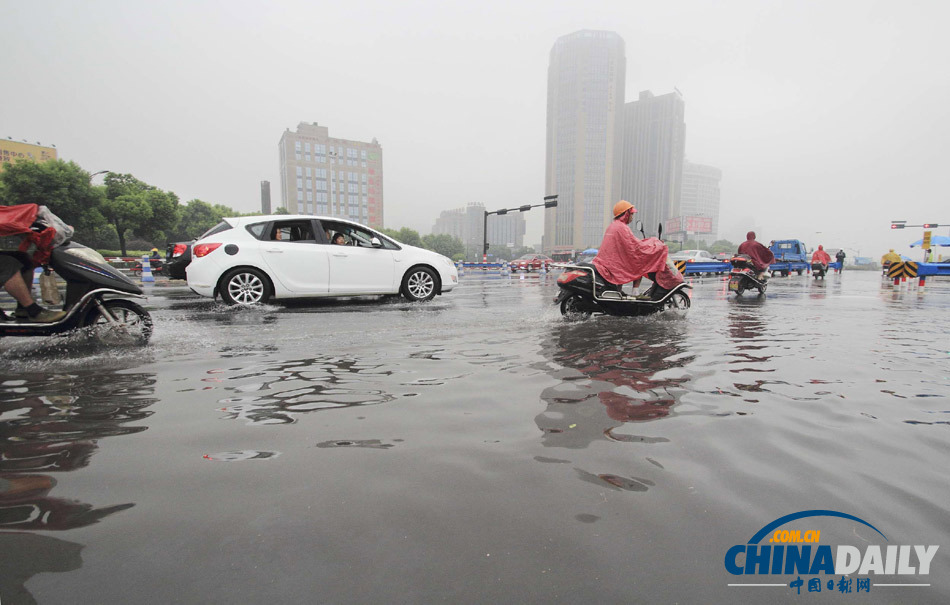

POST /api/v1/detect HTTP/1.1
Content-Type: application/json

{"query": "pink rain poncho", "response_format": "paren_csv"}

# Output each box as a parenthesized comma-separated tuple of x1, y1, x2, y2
(592, 220, 683, 290)
(737, 232, 775, 272)
(811, 245, 831, 264)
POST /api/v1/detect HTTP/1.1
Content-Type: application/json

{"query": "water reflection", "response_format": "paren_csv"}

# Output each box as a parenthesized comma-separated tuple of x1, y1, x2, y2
(0, 373, 155, 530)
(0, 532, 83, 605)
(535, 319, 691, 449)
(216, 357, 398, 425)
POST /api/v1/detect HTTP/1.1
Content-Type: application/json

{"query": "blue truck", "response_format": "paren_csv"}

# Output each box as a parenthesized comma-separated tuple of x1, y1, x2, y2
(768, 239, 810, 276)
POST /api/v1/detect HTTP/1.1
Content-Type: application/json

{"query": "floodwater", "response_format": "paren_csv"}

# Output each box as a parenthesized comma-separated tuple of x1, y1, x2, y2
(1, 271, 948, 604)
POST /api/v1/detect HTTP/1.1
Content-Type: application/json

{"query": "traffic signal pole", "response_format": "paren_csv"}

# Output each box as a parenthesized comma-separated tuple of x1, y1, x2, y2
(482, 195, 558, 263)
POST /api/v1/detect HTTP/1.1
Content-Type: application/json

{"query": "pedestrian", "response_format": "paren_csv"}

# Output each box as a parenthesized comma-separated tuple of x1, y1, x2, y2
(835, 249, 846, 271)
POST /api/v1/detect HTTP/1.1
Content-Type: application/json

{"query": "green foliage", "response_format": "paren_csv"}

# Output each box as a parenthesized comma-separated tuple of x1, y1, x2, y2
(101, 172, 180, 256)
(709, 239, 737, 254)
(421, 233, 465, 258)
(274, 206, 289, 215)
(0, 159, 108, 239)
(169, 199, 235, 241)
(379, 227, 423, 248)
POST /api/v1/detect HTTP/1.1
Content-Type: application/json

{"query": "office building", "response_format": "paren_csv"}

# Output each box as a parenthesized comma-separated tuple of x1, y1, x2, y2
(260, 180, 271, 214)
(433, 203, 525, 260)
(278, 122, 383, 229)
(543, 30, 626, 254)
(620, 90, 686, 236)
(675, 161, 722, 243)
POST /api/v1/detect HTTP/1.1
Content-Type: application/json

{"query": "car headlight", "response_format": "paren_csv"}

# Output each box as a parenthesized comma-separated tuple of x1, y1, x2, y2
(64, 246, 108, 265)
(442, 256, 455, 267)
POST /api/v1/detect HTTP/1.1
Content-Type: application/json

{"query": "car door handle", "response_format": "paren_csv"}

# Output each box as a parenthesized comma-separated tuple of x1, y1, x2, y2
(265, 247, 283, 253)
(332, 252, 347, 257)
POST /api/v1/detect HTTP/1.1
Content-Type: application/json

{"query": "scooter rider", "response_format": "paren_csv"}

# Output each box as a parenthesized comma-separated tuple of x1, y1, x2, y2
(0, 254, 67, 323)
(592, 201, 683, 299)
(811, 244, 831, 266)
(737, 231, 775, 280)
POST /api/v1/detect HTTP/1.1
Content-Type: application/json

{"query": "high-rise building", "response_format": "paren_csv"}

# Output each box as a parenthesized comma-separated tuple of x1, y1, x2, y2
(260, 180, 271, 214)
(278, 122, 383, 229)
(677, 161, 722, 243)
(432, 203, 525, 260)
(620, 90, 686, 237)
(544, 30, 626, 255)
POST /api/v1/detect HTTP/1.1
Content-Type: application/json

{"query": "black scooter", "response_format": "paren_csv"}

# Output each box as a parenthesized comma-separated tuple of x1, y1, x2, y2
(728, 254, 767, 296)
(0, 242, 152, 343)
(553, 221, 691, 320)
(811, 262, 827, 279)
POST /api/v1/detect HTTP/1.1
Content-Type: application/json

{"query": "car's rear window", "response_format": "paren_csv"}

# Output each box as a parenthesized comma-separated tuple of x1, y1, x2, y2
(199, 221, 233, 239)
(246, 222, 268, 239)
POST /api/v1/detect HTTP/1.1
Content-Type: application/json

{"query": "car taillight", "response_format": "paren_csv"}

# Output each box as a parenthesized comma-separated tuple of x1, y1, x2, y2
(172, 244, 188, 257)
(193, 243, 222, 258)
(557, 270, 586, 284)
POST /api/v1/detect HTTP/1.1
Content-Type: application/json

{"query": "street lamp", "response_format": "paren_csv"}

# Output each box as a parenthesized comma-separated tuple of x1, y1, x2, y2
(482, 195, 557, 262)
(89, 170, 110, 182)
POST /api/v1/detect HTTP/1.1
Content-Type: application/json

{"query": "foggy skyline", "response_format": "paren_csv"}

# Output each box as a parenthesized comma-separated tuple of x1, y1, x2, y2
(2, 0, 948, 258)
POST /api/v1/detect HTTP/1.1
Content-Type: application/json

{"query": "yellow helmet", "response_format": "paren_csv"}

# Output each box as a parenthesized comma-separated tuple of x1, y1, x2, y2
(613, 200, 635, 218)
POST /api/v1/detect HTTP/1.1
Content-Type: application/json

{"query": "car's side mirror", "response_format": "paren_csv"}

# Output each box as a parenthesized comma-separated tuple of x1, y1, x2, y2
(371, 237, 382, 248)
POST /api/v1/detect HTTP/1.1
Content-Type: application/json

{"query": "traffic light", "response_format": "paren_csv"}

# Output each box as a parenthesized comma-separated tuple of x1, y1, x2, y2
(923, 223, 939, 228)
(890, 223, 905, 229)
(544, 199, 558, 208)
(519, 205, 532, 212)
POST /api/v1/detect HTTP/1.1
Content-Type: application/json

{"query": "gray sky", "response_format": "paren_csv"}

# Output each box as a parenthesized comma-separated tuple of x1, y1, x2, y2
(3, 0, 948, 258)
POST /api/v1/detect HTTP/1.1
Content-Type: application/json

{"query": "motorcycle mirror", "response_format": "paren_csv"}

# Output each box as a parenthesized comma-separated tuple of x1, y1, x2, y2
(636, 220, 644, 238)
(657, 223, 663, 241)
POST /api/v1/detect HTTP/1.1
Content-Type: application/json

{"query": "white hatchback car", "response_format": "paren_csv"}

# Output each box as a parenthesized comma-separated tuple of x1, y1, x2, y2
(186, 215, 458, 304)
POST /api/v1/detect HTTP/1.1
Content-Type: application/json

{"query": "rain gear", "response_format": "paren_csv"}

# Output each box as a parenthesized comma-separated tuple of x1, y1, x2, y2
(737, 232, 775, 272)
(811, 245, 831, 265)
(881, 250, 901, 265)
(593, 220, 683, 290)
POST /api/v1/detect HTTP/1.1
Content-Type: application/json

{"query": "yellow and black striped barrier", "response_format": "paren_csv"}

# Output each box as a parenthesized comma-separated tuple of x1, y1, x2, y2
(903, 261, 918, 278)
(887, 262, 905, 279)
(675, 260, 687, 275)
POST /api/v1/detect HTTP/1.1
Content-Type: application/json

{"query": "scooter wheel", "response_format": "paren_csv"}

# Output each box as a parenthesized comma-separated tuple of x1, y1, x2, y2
(83, 299, 153, 344)
(560, 295, 592, 321)
(663, 291, 691, 311)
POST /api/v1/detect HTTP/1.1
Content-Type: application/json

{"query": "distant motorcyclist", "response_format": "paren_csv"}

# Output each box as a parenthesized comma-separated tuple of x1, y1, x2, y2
(737, 231, 775, 279)
(592, 201, 683, 299)
(811, 245, 831, 266)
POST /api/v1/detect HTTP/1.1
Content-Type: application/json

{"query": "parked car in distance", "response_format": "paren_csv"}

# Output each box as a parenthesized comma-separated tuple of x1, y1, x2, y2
(714, 252, 731, 261)
(186, 214, 458, 304)
(510, 253, 554, 273)
(165, 240, 194, 280)
(670, 249, 716, 262)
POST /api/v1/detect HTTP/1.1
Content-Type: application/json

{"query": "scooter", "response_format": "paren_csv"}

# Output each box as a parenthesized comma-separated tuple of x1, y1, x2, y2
(728, 254, 767, 296)
(0, 242, 153, 343)
(554, 262, 691, 320)
(811, 262, 828, 279)
(552, 221, 691, 320)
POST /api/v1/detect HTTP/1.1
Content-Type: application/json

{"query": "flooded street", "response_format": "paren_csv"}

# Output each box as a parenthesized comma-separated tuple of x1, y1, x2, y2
(2, 272, 948, 604)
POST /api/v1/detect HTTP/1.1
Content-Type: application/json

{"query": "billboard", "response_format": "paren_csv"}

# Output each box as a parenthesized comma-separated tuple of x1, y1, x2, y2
(664, 215, 712, 234)
(0, 141, 57, 172)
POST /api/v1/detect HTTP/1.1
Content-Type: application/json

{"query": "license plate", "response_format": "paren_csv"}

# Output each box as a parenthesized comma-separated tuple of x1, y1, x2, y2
(728, 280, 739, 291)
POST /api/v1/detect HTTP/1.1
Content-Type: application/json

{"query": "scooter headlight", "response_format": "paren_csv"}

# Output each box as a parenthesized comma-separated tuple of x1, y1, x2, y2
(64, 247, 108, 265)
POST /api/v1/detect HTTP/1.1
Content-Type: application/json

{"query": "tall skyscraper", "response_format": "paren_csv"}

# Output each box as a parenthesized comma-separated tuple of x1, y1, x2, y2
(278, 122, 383, 229)
(544, 30, 626, 254)
(620, 90, 686, 237)
(260, 180, 271, 214)
(678, 161, 722, 243)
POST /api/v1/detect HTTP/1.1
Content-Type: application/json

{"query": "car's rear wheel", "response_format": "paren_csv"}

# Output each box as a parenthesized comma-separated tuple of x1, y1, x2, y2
(402, 267, 437, 301)
(221, 268, 271, 305)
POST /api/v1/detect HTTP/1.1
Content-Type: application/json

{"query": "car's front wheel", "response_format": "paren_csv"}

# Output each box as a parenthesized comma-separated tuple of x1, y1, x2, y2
(402, 267, 438, 301)
(220, 268, 271, 305)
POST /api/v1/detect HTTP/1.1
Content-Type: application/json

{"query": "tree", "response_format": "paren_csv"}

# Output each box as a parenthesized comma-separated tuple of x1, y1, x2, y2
(0, 159, 107, 241)
(274, 206, 289, 215)
(421, 233, 465, 259)
(101, 173, 179, 256)
(379, 227, 423, 248)
(709, 239, 737, 254)
(170, 199, 235, 241)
